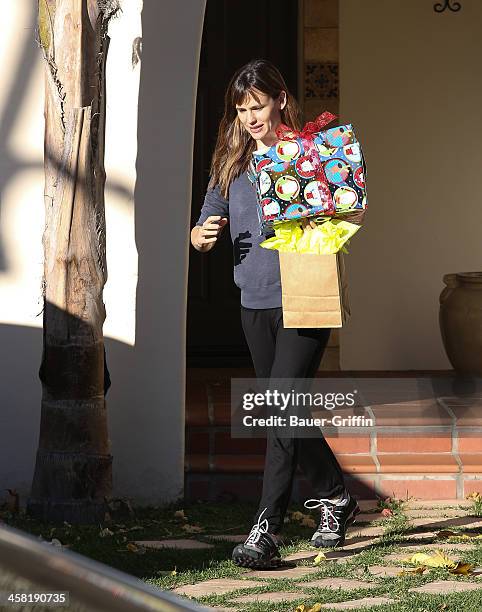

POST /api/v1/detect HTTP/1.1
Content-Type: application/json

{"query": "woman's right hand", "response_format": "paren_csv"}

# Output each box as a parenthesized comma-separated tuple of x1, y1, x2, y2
(191, 215, 228, 251)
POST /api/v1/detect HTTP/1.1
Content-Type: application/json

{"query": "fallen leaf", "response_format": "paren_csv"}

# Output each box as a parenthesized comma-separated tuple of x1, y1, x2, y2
(401, 549, 476, 574)
(126, 542, 146, 555)
(296, 605, 322, 612)
(450, 562, 474, 575)
(290, 511, 305, 521)
(174, 510, 187, 521)
(398, 567, 426, 576)
(300, 516, 316, 529)
(313, 551, 326, 566)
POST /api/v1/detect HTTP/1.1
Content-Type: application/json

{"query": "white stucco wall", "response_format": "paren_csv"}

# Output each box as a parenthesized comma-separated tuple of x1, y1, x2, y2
(339, 0, 482, 370)
(0, 0, 206, 504)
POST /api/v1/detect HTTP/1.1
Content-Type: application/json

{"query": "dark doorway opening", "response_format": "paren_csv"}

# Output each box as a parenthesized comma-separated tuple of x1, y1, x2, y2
(187, 0, 299, 367)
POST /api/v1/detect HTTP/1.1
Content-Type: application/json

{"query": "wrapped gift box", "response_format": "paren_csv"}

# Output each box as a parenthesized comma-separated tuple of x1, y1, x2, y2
(250, 112, 367, 234)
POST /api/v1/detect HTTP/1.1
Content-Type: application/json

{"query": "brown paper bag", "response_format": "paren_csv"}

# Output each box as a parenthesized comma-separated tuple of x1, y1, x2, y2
(279, 251, 351, 328)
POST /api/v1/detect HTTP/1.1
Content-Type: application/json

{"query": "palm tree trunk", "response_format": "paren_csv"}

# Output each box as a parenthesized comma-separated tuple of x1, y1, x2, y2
(27, 0, 119, 524)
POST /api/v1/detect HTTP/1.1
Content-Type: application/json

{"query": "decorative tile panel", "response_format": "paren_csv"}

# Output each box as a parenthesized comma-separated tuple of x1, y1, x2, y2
(305, 62, 338, 98)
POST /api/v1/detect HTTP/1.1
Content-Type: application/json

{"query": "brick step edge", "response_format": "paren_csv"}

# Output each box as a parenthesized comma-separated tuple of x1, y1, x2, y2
(185, 452, 482, 474)
(185, 473, 482, 502)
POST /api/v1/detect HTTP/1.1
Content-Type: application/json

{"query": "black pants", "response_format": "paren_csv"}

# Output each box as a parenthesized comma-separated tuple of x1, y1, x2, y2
(240, 305, 346, 534)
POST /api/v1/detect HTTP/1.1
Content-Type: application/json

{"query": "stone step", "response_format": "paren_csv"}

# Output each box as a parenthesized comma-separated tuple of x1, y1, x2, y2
(185, 368, 482, 502)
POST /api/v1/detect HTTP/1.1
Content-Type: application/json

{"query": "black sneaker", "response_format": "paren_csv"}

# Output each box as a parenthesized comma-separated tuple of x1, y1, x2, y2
(232, 508, 282, 569)
(304, 491, 360, 548)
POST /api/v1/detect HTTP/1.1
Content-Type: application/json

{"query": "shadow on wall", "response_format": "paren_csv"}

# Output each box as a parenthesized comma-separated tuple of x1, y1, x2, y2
(0, 317, 184, 507)
(0, 323, 113, 500)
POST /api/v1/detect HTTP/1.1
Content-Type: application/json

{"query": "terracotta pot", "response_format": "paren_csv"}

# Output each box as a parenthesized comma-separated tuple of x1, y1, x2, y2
(439, 272, 482, 375)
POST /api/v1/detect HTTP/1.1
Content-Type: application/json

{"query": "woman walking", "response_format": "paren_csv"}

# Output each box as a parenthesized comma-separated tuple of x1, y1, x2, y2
(190, 59, 359, 569)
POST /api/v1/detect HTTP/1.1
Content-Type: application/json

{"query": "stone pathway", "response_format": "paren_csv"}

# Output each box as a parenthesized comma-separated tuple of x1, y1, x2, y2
(174, 578, 265, 597)
(409, 580, 482, 594)
(169, 500, 482, 611)
(320, 597, 396, 610)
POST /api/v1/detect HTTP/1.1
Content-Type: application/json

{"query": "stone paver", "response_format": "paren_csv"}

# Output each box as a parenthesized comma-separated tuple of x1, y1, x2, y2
(284, 550, 320, 563)
(302, 578, 373, 590)
(402, 531, 438, 541)
(397, 541, 474, 551)
(247, 566, 319, 579)
(204, 534, 248, 543)
(341, 537, 377, 551)
(325, 549, 359, 562)
(230, 591, 302, 603)
(358, 500, 379, 512)
(407, 500, 471, 509)
(320, 596, 395, 609)
(405, 508, 467, 519)
(383, 552, 416, 563)
(173, 578, 265, 597)
(285, 545, 367, 565)
(355, 513, 384, 523)
(350, 525, 385, 537)
(410, 580, 482, 594)
(134, 539, 214, 550)
(362, 565, 405, 578)
(410, 517, 482, 530)
(384, 543, 474, 564)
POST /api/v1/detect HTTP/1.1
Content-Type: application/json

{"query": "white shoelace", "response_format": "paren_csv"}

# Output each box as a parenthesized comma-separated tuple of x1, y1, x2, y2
(304, 498, 340, 533)
(245, 507, 269, 546)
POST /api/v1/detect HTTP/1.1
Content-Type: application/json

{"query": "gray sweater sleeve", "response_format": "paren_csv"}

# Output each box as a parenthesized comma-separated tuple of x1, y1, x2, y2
(195, 184, 229, 226)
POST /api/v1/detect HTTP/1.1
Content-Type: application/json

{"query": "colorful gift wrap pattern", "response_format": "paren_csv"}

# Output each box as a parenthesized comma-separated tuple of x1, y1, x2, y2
(250, 123, 367, 233)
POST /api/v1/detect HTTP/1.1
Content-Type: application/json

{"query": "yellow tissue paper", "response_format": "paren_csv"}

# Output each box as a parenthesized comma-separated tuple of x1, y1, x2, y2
(259, 218, 360, 254)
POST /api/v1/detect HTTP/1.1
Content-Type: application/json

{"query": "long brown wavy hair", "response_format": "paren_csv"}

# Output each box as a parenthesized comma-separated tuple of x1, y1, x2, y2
(208, 59, 303, 198)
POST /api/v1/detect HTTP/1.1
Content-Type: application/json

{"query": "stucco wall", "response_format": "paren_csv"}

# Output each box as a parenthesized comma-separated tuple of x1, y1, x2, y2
(339, 0, 482, 370)
(0, 0, 206, 504)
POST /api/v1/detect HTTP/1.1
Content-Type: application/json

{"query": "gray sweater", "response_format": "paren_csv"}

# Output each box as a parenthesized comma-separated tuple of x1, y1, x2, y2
(195, 172, 282, 309)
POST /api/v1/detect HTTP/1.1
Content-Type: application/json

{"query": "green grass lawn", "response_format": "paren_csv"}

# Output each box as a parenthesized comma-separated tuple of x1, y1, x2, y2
(2, 500, 482, 611)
